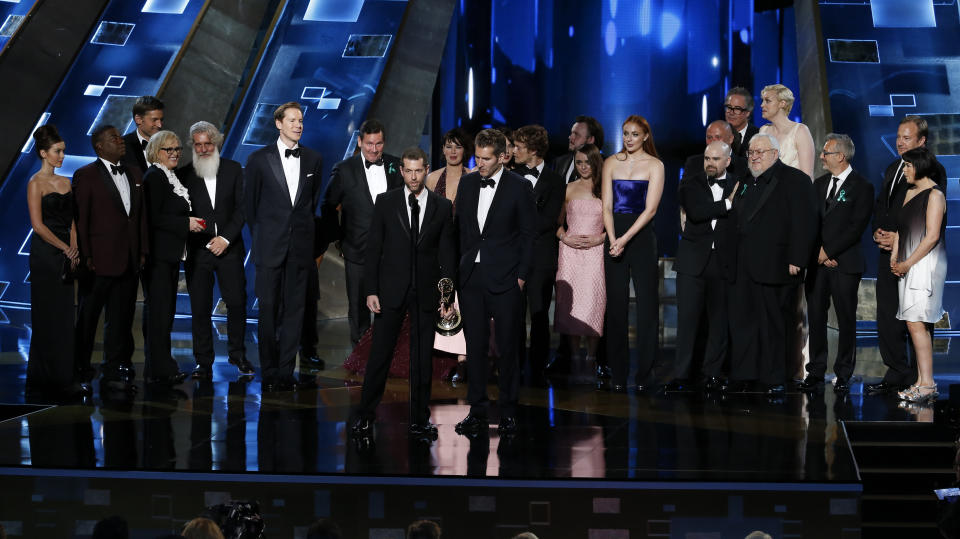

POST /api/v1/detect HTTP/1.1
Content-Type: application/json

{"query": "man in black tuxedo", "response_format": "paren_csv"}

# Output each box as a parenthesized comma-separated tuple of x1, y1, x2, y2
(454, 129, 536, 436)
(682, 121, 749, 180)
(74, 125, 148, 393)
(319, 119, 403, 345)
(725, 87, 759, 159)
(121, 96, 164, 175)
(179, 121, 254, 379)
(245, 102, 324, 391)
(512, 125, 565, 383)
(798, 134, 874, 394)
(552, 115, 604, 183)
(671, 141, 739, 392)
(726, 133, 817, 396)
(867, 115, 947, 394)
(350, 147, 456, 440)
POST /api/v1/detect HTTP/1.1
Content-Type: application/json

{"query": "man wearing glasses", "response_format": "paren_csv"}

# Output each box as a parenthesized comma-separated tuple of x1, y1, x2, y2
(725, 133, 817, 396)
(724, 87, 759, 159)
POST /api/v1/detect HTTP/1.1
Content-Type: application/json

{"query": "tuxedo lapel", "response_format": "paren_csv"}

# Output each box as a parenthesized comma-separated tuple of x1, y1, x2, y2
(418, 192, 438, 245)
(265, 149, 288, 204)
(355, 158, 376, 207)
(746, 168, 780, 223)
(294, 154, 308, 207)
(97, 161, 127, 215)
(485, 175, 510, 227)
(396, 192, 411, 240)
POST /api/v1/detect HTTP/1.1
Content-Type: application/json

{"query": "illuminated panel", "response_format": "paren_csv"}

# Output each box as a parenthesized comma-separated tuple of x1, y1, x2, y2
(90, 21, 135, 46)
(240, 103, 282, 147)
(304, 0, 365, 22)
(0, 14, 24, 37)
(827, 39, 879, 63)
(142, 0, 191, 14)
(342, 34, 392, 58)
(301, 86, 341, 110)
(871, 0, 936, 28)
(84, 75, 126, 97)
(86, 94, 139, 135)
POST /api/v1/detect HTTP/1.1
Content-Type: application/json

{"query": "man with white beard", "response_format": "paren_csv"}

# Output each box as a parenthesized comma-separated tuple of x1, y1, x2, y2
(178, 121, 253, 378)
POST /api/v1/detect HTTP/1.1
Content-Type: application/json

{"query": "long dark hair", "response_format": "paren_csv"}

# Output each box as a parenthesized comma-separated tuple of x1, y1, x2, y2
(618, 114, 658, 158)
(575, 143, 603, 198)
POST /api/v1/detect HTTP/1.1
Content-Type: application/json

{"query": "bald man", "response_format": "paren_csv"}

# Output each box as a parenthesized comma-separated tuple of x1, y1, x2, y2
(682, 121, 748, 180)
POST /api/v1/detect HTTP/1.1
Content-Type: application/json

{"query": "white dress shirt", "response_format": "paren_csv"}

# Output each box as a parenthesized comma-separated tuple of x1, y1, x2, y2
(100, 157, 131, 215)
(364, 157, 389, 203)
(201, 175, 226, 243)
(827, 165, 853, 201)
(889, 160, 904, 198)
(475, 165, 505, 262)
(277, 138, 300, 205)
(404, 186, 428, 231)
(708, 173, 732, 249)
(523, 160, 545, 189)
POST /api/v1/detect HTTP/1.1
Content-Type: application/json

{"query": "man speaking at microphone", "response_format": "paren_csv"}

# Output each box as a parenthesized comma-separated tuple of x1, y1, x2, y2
(351, 147, 456, 441)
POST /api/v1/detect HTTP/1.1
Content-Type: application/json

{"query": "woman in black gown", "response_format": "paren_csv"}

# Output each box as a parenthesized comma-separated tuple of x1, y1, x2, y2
(26, 125, 85, 398)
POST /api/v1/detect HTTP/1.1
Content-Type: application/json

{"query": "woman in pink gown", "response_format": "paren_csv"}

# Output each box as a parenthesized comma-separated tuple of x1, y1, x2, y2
(554, 144, 606, 378)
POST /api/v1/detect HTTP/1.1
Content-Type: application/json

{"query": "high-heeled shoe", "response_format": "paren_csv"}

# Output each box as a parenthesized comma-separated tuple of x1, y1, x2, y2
(899, 384, 938, 404)
(896, 385, 919, 400)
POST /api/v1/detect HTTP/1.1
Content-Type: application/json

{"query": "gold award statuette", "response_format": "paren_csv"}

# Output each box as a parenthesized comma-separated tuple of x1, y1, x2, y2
(436, 278, 462, 336)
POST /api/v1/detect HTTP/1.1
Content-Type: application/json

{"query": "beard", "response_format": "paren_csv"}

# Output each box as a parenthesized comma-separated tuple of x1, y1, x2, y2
(192, 147, 220, 178)
(750, 165, 764, 178)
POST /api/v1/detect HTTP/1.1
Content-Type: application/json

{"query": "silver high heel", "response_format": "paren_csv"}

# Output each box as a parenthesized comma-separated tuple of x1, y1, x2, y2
(899, 384, 939, 404)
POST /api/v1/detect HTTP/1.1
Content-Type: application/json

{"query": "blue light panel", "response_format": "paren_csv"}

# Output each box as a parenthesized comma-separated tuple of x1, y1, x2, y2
(871, 0, 936, 28)
(142, 0, 191, 15)
(304, 0, 364, 23)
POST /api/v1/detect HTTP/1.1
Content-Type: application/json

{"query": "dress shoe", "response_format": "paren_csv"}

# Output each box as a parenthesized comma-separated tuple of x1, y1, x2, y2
(664, 379, 689, 392)
(596, 364, 613, 379)
(796, 375, 824, 392)
(722, 380, 751, 393)
(101, 377, 137, 393)
(610, 383, 628, 393)
(455, 414, 485, 435)
(703, 376, 725, 392)
(228, 357, 255, 376)
(409, 422, 439, 439)
(192, 364, 213, 380)
(497, 416, 517, 435)
(865, 380, 900, 395)
(352, 417, 373, 436)
(300, 355, 325, 370)
(147, 371, 189, 386)
(449, 362, 467, 383)
(834, 377, 851, 393)
(765, 384, 786, 397)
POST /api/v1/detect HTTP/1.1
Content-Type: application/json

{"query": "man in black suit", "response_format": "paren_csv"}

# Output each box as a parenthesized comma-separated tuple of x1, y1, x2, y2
(74, 125, 148, 393)
(682, 121, 749, 180)
(671, 141, 739, 392)
(121, 96, 164, 175)
(319, 119, 403, 345)
(179, 121, 254, 379)
(725, 87, 759, 159)
(552, 115, 604, 183)
(512, 125, 565, 383)
(350, 147, 456, 440)
(245, 102, 324, 391)
(867, 115, 947, 394)
(454, 129, 536, 436)
(726, 133, 817, 396)
(798, 134, 874, 394)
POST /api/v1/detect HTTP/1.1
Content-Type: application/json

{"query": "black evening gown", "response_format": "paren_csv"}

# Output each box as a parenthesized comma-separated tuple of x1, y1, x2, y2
(27, 192, 76, 392)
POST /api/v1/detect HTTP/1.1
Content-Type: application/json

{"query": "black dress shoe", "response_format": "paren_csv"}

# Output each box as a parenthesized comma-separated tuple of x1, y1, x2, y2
(664, 379, 689, 392)
(101, 377, 137, 393)
(497, 416, 517, 434)
(352, 417, 373, 436)
(228, 357, 255, 376)
(796, 375, 824, 392)
(409, 422, 439, 440)
(192, 364, 213, 379)
(865, 380, 899, 395)
(766, 384, 786, 396)
(703, 376, 725, 392)
(834, 378, 851, 393)
(301, 355, 325, 370)
(455, 414, 485, 435)
(148, 371, 189, 386)
(610, 384, 627, 393)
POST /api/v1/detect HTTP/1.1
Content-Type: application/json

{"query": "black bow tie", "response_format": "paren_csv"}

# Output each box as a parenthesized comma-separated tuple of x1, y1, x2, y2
(518, 165, 540, 178)
(110, 164, 126, 176)
(365, 158, 383, 169)
(140, 139, 148, 151)
(480, 177, 496, 188)
(285, 147, 301, 158)
(708, 176, 726, 188)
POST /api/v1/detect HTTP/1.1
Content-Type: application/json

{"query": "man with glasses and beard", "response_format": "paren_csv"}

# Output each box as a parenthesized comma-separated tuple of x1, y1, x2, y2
(179, 121, 254, 379)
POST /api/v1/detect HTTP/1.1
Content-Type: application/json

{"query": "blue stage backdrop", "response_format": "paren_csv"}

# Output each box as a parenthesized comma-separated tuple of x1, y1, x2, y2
(434, 0, 799, 258)
(820, 0, 960, 328)
(0, 0, 38, 53)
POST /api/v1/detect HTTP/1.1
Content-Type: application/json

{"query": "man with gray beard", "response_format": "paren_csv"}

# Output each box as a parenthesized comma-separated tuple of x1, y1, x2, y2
(178, 121, 253, 378)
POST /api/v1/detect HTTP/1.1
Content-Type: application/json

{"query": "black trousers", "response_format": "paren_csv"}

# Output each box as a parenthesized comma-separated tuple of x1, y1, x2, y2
(875, 251, 915, 385)
(75, 269, 139, 375)
(805, 264, 861, 380)
(461, 272, 524, 418)
(675, 250, 728, 379)
(345, 259, 371, 345)
(301, 264, 319, 356)
(255, 259, 308, 383)
(728, 250, 794, 385)
(185, 249, 247, 367)
(358, 289, 436, 424)
(144, 260, 182, 378)
(604, 218, 658, 387)
(521, 266, 556, 374)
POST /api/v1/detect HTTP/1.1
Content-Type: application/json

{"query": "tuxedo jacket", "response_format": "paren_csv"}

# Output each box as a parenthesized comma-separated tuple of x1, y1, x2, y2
(143, 165, 191, 263)
(813, 170, 874, 274)
(552, 152, 574, 182)
(873, 156, 947, 234)
(729, 160, 817, 285)
(73, 159, 148, 276)
(675, 170, 738, 277)
(732, 124, 760, 158)
(121, 132, 148, 175)
(454, 169, 537, 293)
(244, 143, 323, 268)
(178, 158, 246, 260)
(363, 189, 456, 311)
(319, 153, 403, 263)
(682, 153, 749, 181)
(527, 166, 565, 270)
